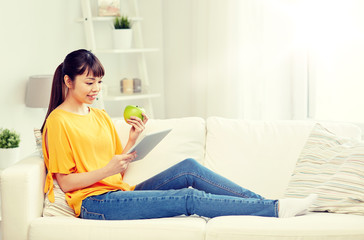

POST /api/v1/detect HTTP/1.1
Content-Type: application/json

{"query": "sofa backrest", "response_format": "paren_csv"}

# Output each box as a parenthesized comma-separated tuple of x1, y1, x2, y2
(204, 117, 362, 199)
(114, 117, 206, 186)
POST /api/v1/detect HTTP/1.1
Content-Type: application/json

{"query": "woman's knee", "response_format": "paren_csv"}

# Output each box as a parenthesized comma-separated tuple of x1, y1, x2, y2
(178, 158, 200, 170)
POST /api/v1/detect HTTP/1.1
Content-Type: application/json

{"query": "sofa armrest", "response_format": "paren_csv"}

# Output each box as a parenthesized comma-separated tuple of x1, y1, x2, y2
(1, 154, 46, 240)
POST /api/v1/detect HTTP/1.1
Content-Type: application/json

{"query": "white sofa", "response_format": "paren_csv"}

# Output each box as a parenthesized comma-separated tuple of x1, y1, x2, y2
(2, 117, 364, 240)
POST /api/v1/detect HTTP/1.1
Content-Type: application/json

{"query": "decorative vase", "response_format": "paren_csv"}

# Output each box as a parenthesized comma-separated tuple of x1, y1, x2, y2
(113, 29, 132, 49)
(121, 78, 134, 94)
(0, 147, 20, 169)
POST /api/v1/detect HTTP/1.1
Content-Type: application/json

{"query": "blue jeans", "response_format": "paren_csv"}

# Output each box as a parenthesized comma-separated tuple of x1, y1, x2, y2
(80, 158, 278, 220)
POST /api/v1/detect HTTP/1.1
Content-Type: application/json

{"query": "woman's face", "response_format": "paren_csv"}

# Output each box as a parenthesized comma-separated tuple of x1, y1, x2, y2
(66, 71, 103, 105)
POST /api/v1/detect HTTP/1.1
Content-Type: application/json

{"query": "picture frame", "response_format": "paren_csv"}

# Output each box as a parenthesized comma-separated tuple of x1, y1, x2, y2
(98, 0, 120, 17)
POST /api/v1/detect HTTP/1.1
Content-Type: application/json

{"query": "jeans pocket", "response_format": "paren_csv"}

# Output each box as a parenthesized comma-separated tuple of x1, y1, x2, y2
(80, 206, 106, 220)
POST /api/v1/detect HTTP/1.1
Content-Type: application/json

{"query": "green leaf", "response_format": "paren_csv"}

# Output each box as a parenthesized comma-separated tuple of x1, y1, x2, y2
(113, 16, 131, 29)
(0, 128, 20, 148)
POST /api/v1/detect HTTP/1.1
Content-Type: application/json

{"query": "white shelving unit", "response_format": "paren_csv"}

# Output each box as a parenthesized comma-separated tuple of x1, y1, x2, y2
(79, 0, 160, 117)
(104, 93, 160, 101)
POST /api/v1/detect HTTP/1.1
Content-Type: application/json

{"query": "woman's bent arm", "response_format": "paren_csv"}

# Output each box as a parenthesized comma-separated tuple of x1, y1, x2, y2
(55, 168, 109, 193)
(55, 153, 136, 193)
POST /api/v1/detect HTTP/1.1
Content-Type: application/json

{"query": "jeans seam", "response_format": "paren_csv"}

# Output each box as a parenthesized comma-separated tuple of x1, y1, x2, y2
(189, 194, 276, 217)
(88, 194, 188, 204)
(153, 172, 251, 198)
(81, 205, 106, 220)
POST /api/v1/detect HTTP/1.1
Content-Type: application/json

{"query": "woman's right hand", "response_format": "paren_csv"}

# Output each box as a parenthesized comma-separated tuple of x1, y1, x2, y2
(105, 153, 137, 176)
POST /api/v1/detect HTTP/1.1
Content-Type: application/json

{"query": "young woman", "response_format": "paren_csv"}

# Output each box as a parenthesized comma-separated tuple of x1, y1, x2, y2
(42, 49, 317, 220)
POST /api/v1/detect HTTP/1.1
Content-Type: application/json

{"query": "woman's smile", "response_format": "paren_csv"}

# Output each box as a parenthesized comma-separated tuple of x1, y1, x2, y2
(87, 94, 98, 101)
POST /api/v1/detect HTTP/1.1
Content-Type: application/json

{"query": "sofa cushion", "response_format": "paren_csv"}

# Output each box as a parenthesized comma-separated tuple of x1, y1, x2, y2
(285, 123, 351, 198)
(115, 117, 206, 186)
(205, 117, 361, 199)
(205, 213, 364, 240)
(33, 128, 43, 157)
(29, 216, 206, 240)
(285, 123, 364, 215)
(43, 180, 76, 217)
(314, 154, 364, 215)
(33, 128, 76, 217)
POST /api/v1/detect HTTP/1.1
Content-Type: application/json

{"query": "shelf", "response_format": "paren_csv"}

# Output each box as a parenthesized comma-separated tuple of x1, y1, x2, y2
(94, 48, 159, 54)
(104, 93, 160, 101)
(79, 0, 160, 118)
(76, 16, 143, 22)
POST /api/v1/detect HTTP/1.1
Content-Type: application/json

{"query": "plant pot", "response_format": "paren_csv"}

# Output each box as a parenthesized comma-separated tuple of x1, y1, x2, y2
(0, 147, 20, 169)
(113, 29, 132, 49)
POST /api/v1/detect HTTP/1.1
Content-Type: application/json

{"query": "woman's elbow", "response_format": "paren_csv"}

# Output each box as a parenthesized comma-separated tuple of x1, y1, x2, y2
(54, 173, 73, 193)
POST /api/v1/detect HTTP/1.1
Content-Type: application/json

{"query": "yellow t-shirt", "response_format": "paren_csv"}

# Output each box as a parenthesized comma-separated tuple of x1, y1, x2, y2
(42, 107, 134, 217)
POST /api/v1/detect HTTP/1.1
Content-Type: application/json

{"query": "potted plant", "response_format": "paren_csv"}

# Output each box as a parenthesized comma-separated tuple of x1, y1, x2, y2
(0, 128, 21, 169)
(113, 16, 133, 49)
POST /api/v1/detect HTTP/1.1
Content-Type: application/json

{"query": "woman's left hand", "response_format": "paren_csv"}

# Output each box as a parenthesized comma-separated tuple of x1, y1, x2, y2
(127, 113, 149, 143)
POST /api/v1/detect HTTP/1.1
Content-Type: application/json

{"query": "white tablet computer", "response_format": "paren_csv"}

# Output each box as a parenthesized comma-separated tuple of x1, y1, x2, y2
(127, 128, 172, 161)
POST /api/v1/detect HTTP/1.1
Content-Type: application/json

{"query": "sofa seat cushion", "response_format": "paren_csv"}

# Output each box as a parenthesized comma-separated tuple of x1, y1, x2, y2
(29, 216, 206, 240)
(205, 213, 364, 240)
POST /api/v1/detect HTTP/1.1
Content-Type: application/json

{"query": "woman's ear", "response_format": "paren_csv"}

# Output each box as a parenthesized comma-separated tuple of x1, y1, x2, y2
(64, 75, 73, 89)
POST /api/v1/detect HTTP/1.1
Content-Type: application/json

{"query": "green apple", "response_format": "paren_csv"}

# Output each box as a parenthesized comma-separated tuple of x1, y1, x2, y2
(123, 105, 146, 123)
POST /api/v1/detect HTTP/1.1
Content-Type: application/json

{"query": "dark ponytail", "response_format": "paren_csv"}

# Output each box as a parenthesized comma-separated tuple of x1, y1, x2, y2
(40, 49, 105, 133)
(40, 63, 65, 133)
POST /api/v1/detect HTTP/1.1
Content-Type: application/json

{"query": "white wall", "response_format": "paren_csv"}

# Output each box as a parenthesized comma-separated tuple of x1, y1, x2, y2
(162, 0, 196, 118)
(161, 0, 297, 120)
(305, 0, 364, 123)
(0, 0, 85, 158)
(0, 0, 165, 158)
(161, 0, 364, 126)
